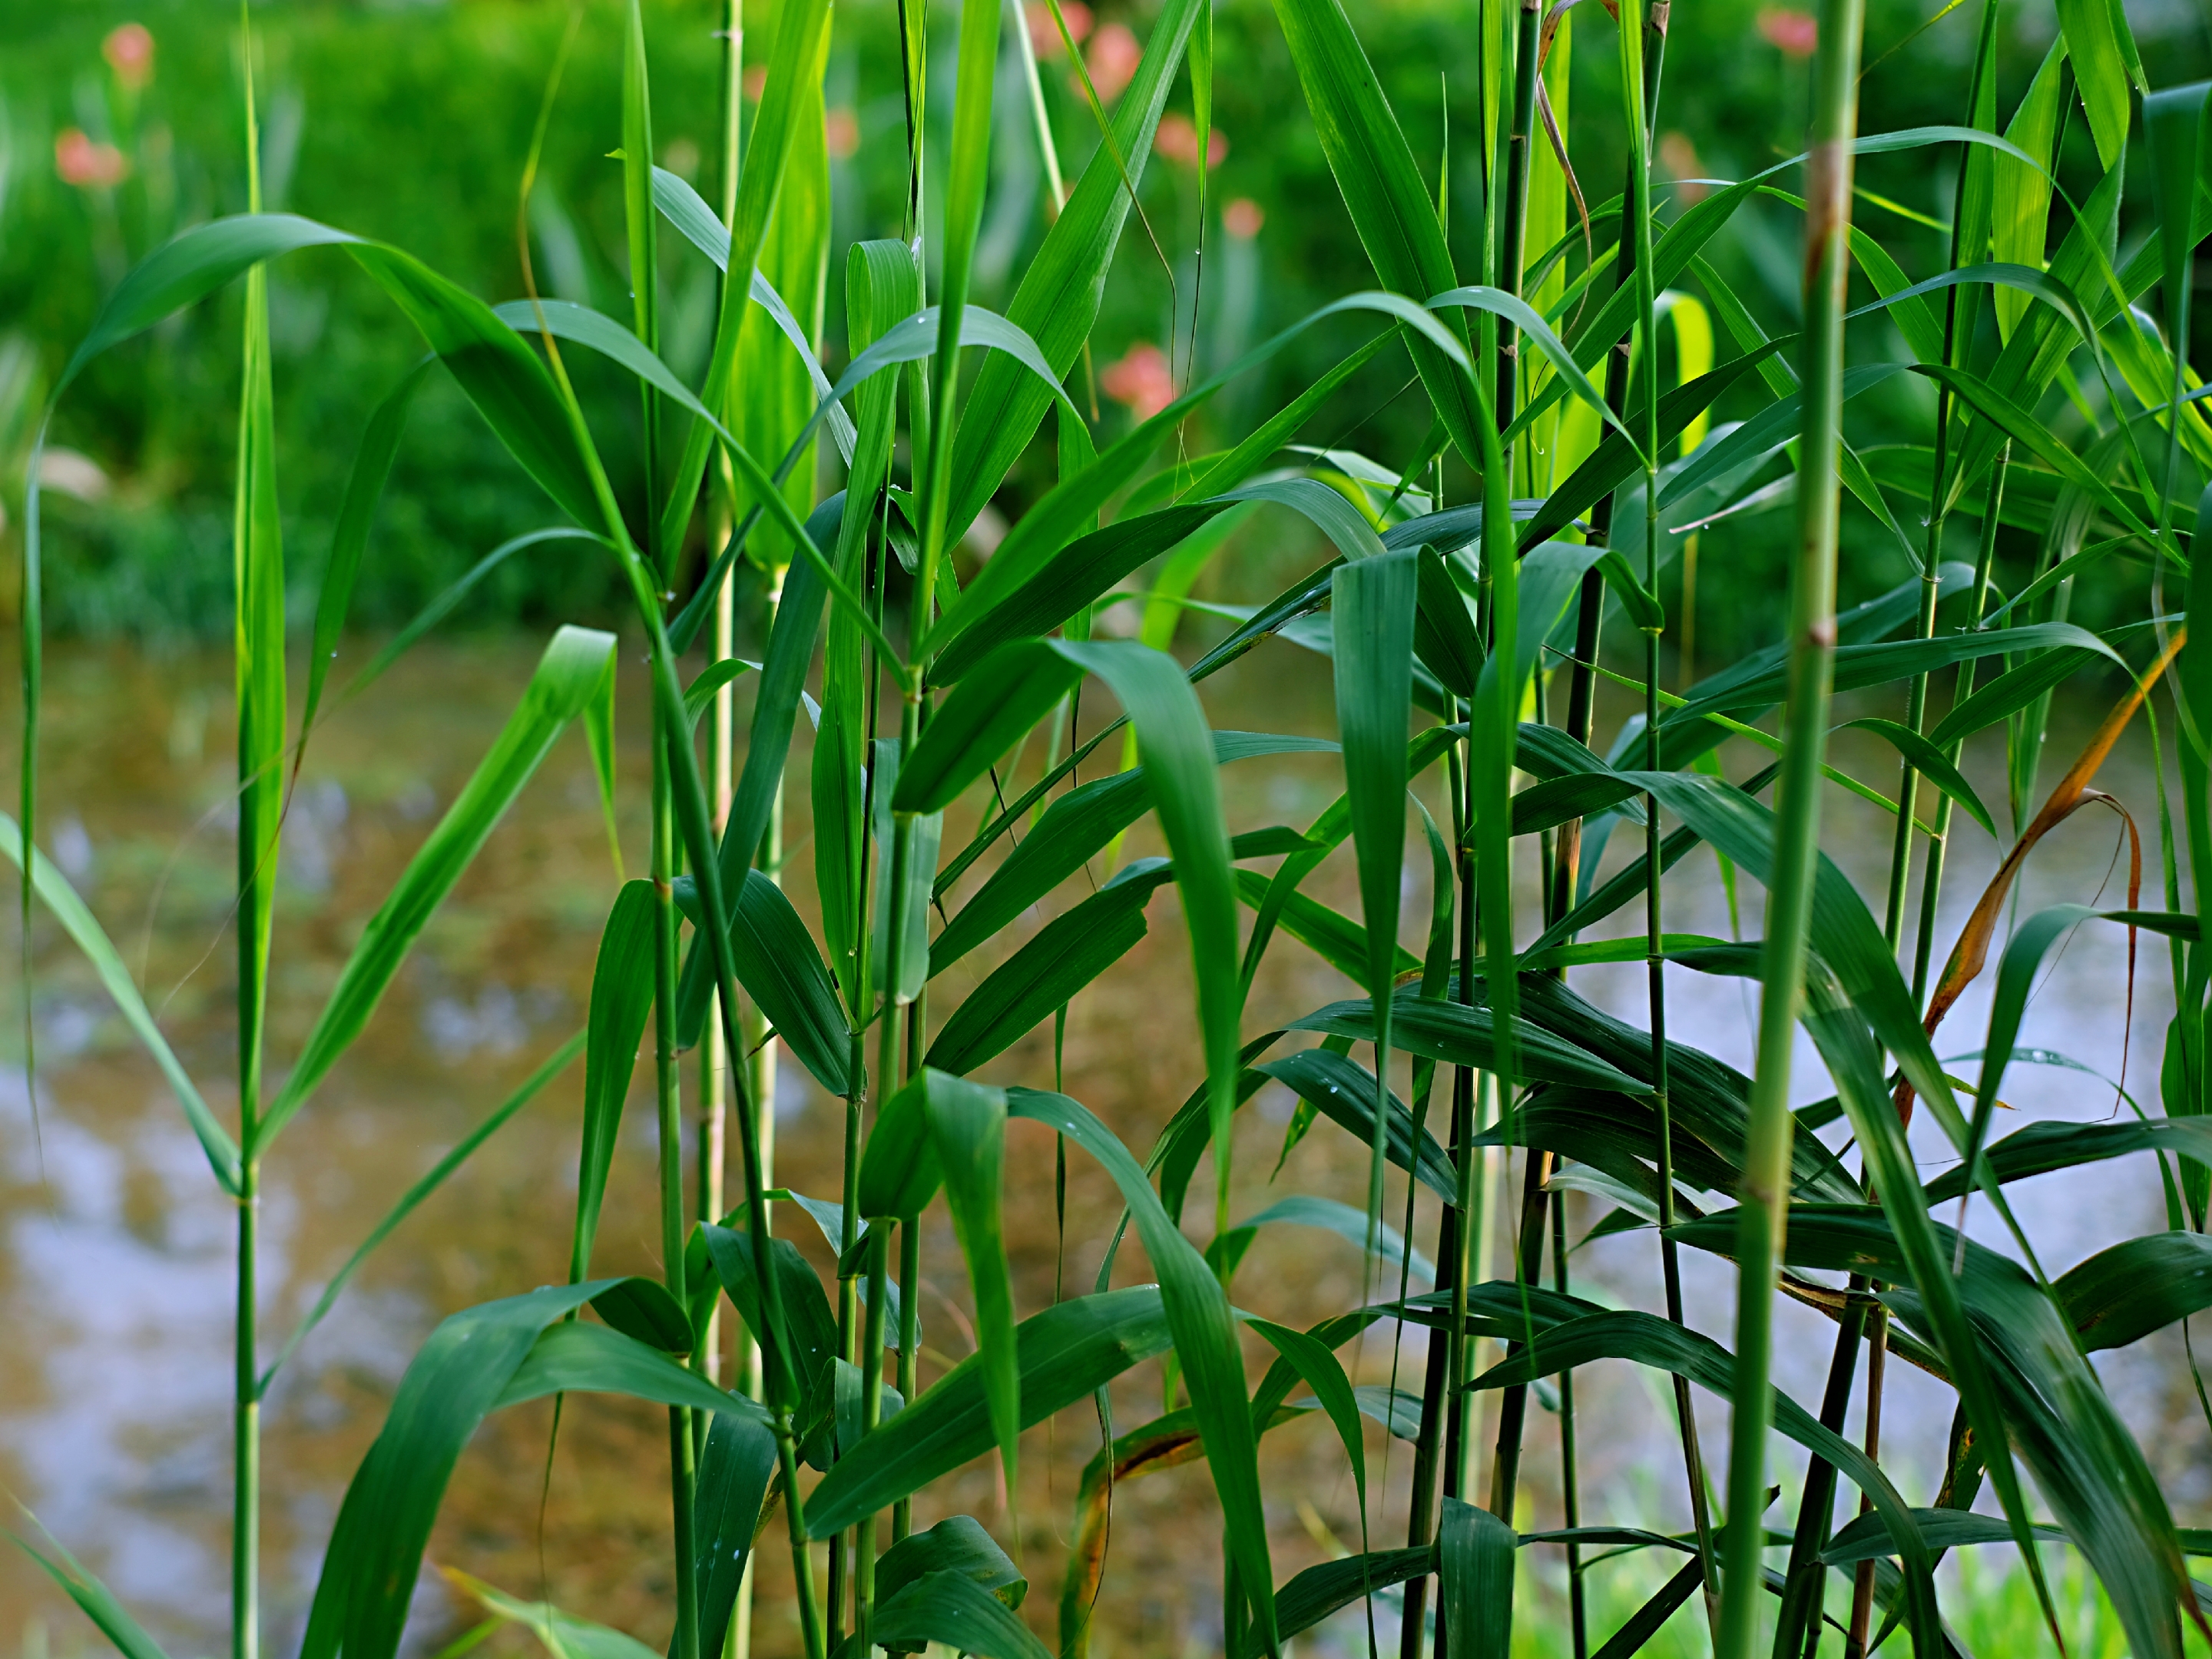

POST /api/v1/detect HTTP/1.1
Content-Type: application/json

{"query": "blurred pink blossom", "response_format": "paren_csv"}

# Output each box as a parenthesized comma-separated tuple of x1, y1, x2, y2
(1223, 197, 1265, 239)
(104, 23, 155, 90)
(1079, 22, 1141, 104)
(55, 128, 130, 189)
(1026, 1, 1092, 58)
(1101, 342, 1174, 419)
(1757, 8, 1818, 56)
(1154, 113, 1227, 169)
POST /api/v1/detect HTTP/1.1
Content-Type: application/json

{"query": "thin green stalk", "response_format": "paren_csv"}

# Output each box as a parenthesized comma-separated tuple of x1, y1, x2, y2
(1614, 0, 1717, 1608)
(892, 1207, 922, 1544)
(1773, 1288, 1870, 1657)
(525, 232, 826, 1659)
(1399, 710, 1470, 1659)
(1482, 0, 1553, 1528)
(853, 1224, 894, 1651)
(1878, 2, 1996, 954)
(621, 15, 700, 1652)
(653, 734, 703, 1659)
(1717, 0, 1867, 1643)
(1843, 1305, 1889, 1656)
(1485, 1148, 1552, 1515)
(711, 13, 753, 1648)
(1909, 448, 2010, 1007)
(233, 16, 274, 1657)
(1495, 0, 1543, 425)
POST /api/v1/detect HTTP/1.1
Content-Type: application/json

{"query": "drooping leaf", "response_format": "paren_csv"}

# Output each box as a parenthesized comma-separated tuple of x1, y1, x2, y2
(572, 881, 656, 1281)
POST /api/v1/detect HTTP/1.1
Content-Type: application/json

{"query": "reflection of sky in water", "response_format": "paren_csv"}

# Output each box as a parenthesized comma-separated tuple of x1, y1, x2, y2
(2, 644, 2197, 1658)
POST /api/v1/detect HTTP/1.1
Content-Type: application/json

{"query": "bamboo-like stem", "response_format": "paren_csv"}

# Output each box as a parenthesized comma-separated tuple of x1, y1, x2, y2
(1909, 449, 2009, 1007)
(710, 12, 757, 1651)
(1611, 0, 1717, 1610)
(1485, 1147, 1552, 1515)
(1548, 0, 1665, 921)
(233, 20, 268, 1656)
(622, 13, 700, 1651)
(1843, 1305, 1889, 1657)
(1552, 1195, 1588, 1659)
(1399, 708, 1471, 1659)
(654, 737, 704, 1659)
(1481, 0, 1553, 1527)
(853, 1224, 895, 1651)
(1716, 0, 1866, 1641)
(893, 1210, 922, 1544)
(1773, 1286, 1869, 1656)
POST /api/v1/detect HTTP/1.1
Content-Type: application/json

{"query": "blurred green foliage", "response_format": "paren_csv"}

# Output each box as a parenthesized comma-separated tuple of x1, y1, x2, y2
(1, 0, 2202, 646)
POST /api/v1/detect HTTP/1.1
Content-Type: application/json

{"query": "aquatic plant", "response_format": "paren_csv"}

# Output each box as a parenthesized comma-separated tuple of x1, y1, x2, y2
(14, 0, 2212, 1654)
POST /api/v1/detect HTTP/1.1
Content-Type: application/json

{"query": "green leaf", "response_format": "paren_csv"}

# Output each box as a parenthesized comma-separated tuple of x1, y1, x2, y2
(671, 869, 852, 1096)
(926, 872, 1154, 1076)
(53, 214, 358, 393)
(494, 1319, 753, 1419)
(896, 641, 1086, 814)
(258, 626, 617, 1156)
(1289, 991, 1647, 1094)
(1051, 642, 1243, 1230)
(939, 0, 1208, 544)
(2058, 1233, 2212, 1351)
(573, 881, 655, 1281)
(693, 1412, 780, 1659)
(1241, 1548, 1435, 1655)
(929, 293, 1467, 677)
(2057, 0, 2136, 167)
(1438, 1496, 1515, 1657)
(301, 356, 435, 761)
(1922, 1115, 2212, 1202)
(804, 1286, 1173, 1535)
(1471, 1306, 1936, 1631)
(1217, 1194, 1435, 1285)
(876, 1515, 1028, 1613)
(702, 1224, 840, 1399)
(1006, 1089, 1277, 1642)
(873, 1571, 1055, 1659)
(9, 1511, 174, 1659)
(1266, 0, 1482, 465)
(1333, 549, 1418, 1008)
(442, 1571, 658, 1659)
(0, 812, 240, 1192)
(1253, 1048, 1458, 1204)
(1821, 1508, 2065, 1567)
(931, 732, 1335, 969)
(916, 1071, 1021, 1501)
(1841, 717, 1997, 837)
(299, 1280, 738, 1659)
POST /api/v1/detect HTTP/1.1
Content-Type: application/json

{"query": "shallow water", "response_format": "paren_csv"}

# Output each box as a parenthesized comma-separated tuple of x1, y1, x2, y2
(0, 632, 2195, 1659)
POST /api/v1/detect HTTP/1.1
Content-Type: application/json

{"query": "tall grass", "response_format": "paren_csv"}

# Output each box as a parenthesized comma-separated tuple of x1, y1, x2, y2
(13, 0, 2212, 1655)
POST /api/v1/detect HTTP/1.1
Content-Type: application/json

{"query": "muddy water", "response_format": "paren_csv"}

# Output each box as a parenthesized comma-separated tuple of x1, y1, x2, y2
(0, 634, 2194, 1659)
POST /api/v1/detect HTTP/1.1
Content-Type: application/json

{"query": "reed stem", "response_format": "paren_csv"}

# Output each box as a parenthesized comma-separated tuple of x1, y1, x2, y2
(1552, 1195, 1587, 1659)
(1716, 0, 1866, 1641)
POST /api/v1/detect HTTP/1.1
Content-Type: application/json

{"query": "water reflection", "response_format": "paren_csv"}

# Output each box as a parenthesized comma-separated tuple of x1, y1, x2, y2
(0, 636, 2194, 1659)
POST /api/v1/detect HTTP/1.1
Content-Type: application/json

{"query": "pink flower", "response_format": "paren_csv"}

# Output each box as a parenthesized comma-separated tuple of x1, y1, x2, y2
(1154, 112, 1227, 170)
(103, 23, 154, 91)
(55, 128, 130, 189)
(1101, 341, 1175, 420)
(1757, 8, 1818, 56)
(1223, 197, 1264, 239)
(1079, 22, 1141, 105)
(826, 108, 859, 161)
(1026, 1, 1091, 59)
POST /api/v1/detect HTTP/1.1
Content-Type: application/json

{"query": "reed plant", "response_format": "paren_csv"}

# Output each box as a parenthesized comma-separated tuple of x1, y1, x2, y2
(14, 0, 2212, 1654)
